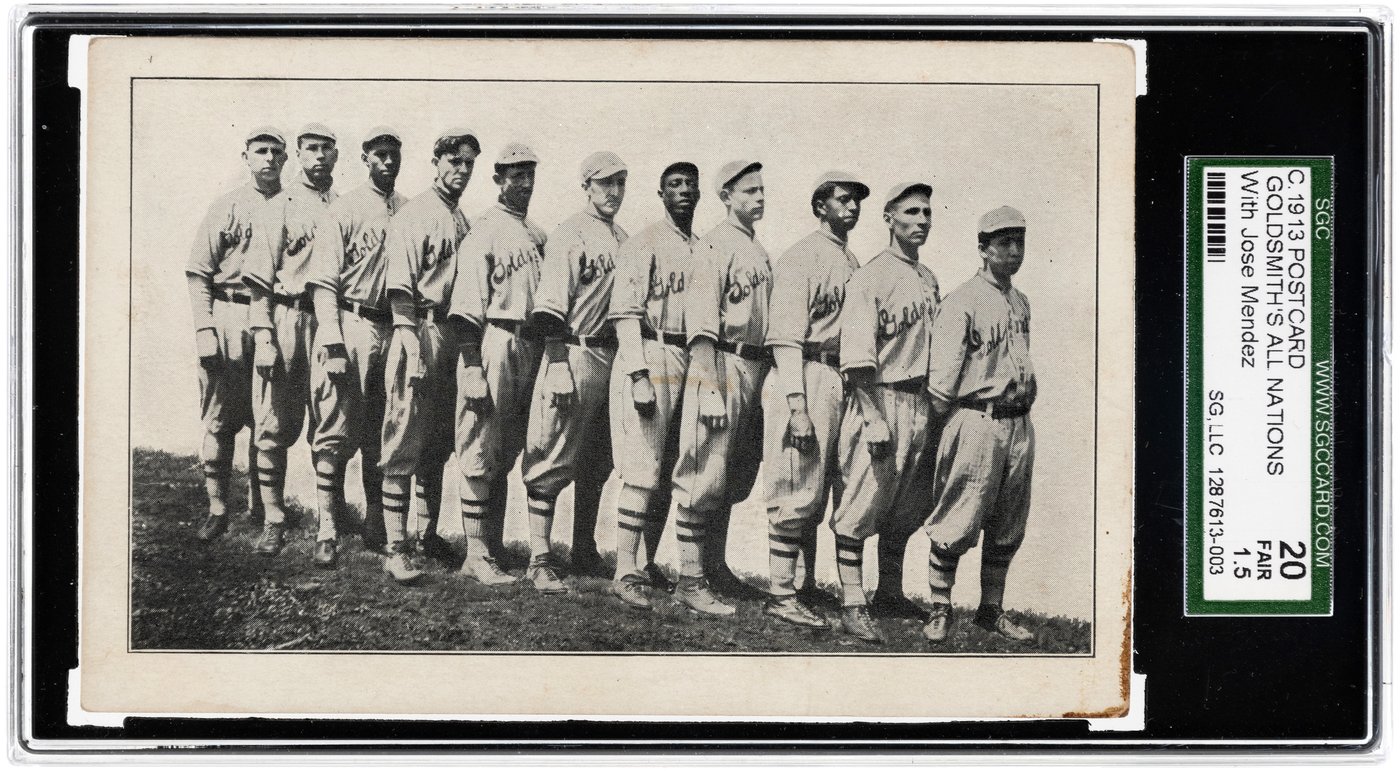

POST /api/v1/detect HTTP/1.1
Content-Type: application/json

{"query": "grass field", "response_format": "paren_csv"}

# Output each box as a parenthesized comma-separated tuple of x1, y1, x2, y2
(130, 447, 1091, 654)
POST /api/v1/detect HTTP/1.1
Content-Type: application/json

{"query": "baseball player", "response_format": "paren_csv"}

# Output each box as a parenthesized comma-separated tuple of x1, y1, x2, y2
(303, 126, 408, 567)
(518, 152, 628, 593)
(921, 206, 1037, 644)
(669, 159, 772, 616)
(829, 182, 941, 644)
(448, 143, 548, 586)
(244, 123, 340, 558)
(186, 126, 287, 542)
(377, 129, 481, 584)
(760, 171, 869, 628)
(607, 161, 701, 609)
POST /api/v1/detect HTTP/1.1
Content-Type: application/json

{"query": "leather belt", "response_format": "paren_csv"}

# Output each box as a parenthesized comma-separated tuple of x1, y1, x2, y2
(488, 317, 523, 333)
(880, 377, 927, 395)
(959, 398, 1032, 420)
(714, 339, 770, 363)
(801, 342, 840, 368)
(339, 299, 390, 324)
(270, 293, 313, 314)
(566, 333, 617, 350)
(211, 287, 251, 305)
(642, 328, 688, 347)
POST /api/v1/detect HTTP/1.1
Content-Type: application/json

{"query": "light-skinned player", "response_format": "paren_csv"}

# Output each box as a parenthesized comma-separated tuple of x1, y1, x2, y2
(187, 126, 287, 542)
(829, 182, 941, 643)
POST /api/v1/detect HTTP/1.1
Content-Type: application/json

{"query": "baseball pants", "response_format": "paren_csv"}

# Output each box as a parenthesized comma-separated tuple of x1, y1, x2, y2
(521, 343, 614, 559)
(671, 350, 767, 514)
(196, 294, 259, 518)
(309, 311, 390, 541)
(610, 338, 688, 513)
(251, 303, 317, 453)
(199, 296, 255, 440)
(311, 312, 389, 458)
(379, 315, 457, 478)
(924, 409, 1035, 557)
(831, 385, 931, 542)
(456, 322, 541, 537)
(762, 360, 845, 530)
(521, 344, 614, 500)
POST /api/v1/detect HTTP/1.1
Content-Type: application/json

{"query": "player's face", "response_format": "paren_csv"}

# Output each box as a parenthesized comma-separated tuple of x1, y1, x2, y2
(362, 141, 402, 191)
(980, 229, 1026, 278)
(434, 144, 479, 195)
(495, 163, 536, 211)
(659, 171, 700, 218)
(585, 171, 628, 218)
(818, 183, 863, 230)
(242, 140, 288, 185)
(298, 137, 339, 183)
(885, 193, 932, 248)
(724, 171, 765, 224)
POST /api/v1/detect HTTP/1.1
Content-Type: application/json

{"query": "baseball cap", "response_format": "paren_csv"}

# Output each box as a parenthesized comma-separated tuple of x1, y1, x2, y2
(434, 127, 481, 151)
(580, 151, 627, 183)
(812, 170, 870, 200)
(978, 206, 1027, 234)
(244, 125, 286, 146)
(883, 181, 933, 211)
(296, 122, 337, 143)
(496, 142, 540, 168)
(660, 161, 699, 181)
(361, 125, 403, 150)
(716, 159, 762, 195)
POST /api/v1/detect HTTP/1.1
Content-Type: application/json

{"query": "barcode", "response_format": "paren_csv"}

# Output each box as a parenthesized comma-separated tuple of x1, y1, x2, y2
(1206, 170, 1227, 260)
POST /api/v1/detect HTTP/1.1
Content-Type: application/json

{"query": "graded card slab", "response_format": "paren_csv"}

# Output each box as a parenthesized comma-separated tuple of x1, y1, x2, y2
(1184, 157, 1335, 617)
(70, 36, 1136, 720)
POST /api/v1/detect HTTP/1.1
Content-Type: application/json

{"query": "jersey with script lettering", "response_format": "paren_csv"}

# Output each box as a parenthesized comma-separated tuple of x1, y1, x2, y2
(840, 248, 941, 384)
(305, 182, 409, 308)
(926, 271, 1036, 406)
(534, 209, 626, 337)
(243, 173, 338, 298)
(607, 217, 695, 336)
(383, 186, 471, 312)
(765, 229, 859, 353)
(186, 182, 282, 290)
(450, 203, 548, 326)
(686, 219, 771, 346)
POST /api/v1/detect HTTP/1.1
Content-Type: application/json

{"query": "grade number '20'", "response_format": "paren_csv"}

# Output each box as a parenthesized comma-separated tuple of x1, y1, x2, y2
(1279, 540, 1309, 580)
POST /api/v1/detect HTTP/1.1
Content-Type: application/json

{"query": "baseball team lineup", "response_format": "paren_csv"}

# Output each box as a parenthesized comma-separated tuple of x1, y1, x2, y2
(184, 120, 1042, 647)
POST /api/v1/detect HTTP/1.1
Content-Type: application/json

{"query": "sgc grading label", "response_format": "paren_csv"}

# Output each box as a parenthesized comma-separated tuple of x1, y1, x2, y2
(1185, 157, 1334, 616)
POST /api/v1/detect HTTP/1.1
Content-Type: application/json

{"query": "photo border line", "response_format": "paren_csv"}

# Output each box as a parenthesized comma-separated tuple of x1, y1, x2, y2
(123, 75, 1104, 660)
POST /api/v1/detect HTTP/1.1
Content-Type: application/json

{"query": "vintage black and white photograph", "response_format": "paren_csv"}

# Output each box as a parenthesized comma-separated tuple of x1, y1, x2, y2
(80, 36, 1133, 718)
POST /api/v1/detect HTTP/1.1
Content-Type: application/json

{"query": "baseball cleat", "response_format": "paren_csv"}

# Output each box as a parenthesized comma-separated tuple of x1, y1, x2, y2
(610, 573, 653, 609)
(383, 542, 425, 585)
(195, 514, 228, 542)
(416, 533, 458, 566)
(974, 606, 1035, 643)
(643, 562, 676, 593)
(312, 539, 337, 568)
(870, 591, 930, 621)
(764, 595, 830, 629)
(460, 554, 518, 586)
(526, 556, 570, 595)
(839, 605, 886, 643)
(922, 603, 953, 643)
(674, 576, 736, 616)
(253, 523, 285, 556)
